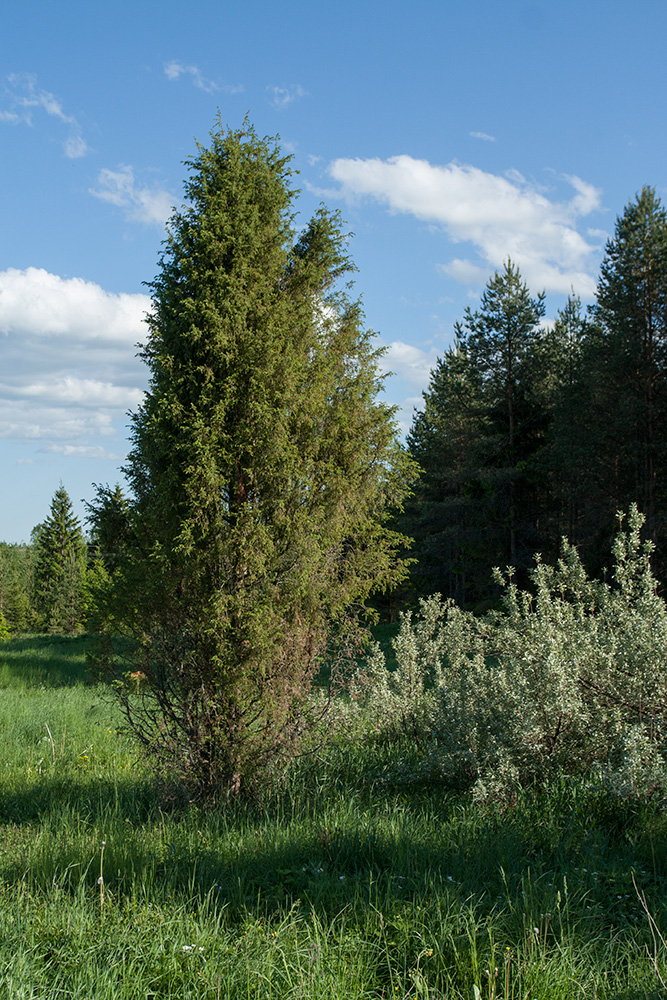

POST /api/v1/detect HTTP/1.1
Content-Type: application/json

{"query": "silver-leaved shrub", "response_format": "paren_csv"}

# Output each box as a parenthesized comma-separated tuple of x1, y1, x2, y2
(350, 506, 667, 802)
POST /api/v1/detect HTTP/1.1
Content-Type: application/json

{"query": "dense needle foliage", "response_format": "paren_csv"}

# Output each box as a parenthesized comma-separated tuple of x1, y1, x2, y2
(93, 119, 414, 798)
(32, 484, 88, 634)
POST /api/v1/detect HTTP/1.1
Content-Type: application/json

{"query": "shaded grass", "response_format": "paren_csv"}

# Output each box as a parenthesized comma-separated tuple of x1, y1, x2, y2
(0, 632, 96, 687)
(1, 635, 667, 998)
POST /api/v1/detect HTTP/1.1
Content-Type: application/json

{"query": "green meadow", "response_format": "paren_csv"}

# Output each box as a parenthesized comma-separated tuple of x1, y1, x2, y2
(1, 634, 667, 999)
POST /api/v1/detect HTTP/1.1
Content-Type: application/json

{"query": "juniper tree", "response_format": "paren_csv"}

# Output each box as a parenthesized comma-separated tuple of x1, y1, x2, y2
(100, 119, 414, 797)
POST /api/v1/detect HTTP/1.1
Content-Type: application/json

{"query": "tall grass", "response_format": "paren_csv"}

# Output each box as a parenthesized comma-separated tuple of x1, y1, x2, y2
(1, 634, 667, 998)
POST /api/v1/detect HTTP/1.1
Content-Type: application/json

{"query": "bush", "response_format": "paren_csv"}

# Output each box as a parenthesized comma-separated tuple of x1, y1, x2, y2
(349, 506, 667, 802)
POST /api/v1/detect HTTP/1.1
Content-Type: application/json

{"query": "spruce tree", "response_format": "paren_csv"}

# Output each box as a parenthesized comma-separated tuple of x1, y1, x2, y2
(100, 119, 414, 797)
(33, 485, 87, 633)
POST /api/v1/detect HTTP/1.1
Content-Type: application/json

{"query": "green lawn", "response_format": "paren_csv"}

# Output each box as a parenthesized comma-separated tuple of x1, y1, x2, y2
(0, 634, 666, 998)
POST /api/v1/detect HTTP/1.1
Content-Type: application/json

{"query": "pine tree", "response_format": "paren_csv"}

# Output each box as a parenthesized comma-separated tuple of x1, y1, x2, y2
(589, 187, 667, 549)
(98, 119, 414, 797)
(407, 261, 547, 605)
(535, 294, 591, 552)
(406, 337, 489, 605)
(33, 485, 87, 633)
(461, 260, 546, 569)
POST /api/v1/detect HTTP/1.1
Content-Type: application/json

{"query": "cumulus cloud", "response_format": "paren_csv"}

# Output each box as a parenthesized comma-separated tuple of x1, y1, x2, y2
(1, 73, 89, 158)
(0, 267, 149, 343)
(163, 60, 243, 95)
(378, 340, 442, 391)
(90, 165, 174, 226)
(470, 131, 496, 142)
(0, 267, 149, 456)
(328, 154, 602, 297)
(267, 84, 306, 109)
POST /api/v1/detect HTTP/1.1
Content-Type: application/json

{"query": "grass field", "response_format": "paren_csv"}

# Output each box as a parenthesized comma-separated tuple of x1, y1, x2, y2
(1, 634, 667, 999)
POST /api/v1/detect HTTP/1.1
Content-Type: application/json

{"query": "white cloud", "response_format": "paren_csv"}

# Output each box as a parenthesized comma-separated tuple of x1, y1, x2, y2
(470, 131, 496, 142)
(328, 154, 602, 298)
(377, 340, 442, 390)
(5, 376, 144, 410)
(0, 267, 150, 342)
(163, 61, 243, 95)
(90, 165, 174, 226)
(63, 132, 88, 160)
(0, 267, 149, 456)
(440, 259, 490, 286)
(1, 73, 89, 158)
(267, 84, 306, 109)
(394, 394, 425, 436)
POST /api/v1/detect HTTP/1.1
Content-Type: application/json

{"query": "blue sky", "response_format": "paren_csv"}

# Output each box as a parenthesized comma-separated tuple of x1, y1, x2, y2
(1, 0, 666, 542)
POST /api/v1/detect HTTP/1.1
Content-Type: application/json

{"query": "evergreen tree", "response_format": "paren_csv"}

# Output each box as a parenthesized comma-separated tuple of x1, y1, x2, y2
(406, 337, 489, 605)
(0, 542, 34, 633)
(97, 119, 414, 797)
(588, 187, 667, 555)
(536, 294, 591, 552)
(461, 260, 547, 569)
(33, 485, 87, 633)
(86, 484, 132, 575)
(3, 579, 32, 634)
(407, 261, 547, 605)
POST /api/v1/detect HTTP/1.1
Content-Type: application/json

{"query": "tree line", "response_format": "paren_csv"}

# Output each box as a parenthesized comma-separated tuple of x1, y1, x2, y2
(404, 186, 667, 608)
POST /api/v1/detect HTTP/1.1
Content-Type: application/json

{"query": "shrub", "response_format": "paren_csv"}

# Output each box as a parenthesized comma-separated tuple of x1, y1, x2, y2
(350, 505, 667, 801)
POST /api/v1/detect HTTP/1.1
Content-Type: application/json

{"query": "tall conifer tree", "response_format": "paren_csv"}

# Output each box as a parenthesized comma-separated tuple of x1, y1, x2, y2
(406, 261, 546, 605)
(33, 485, 87, 633)
(100, 119, 414, 796)
(589, 187, 667, 550)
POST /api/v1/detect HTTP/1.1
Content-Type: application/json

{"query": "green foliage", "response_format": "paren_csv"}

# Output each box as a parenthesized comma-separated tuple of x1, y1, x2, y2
(406, 190, 667, 601)
(85, 483, 132, 575)
(406, 261, 549, 607)
(0, 610, 10, 641)
(584, 187, 667, 568)
(32, 484, 88, 634)
(0, 541, 36, 634)
(351, 506, 667, 803)
(96, 118, 415, 799)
